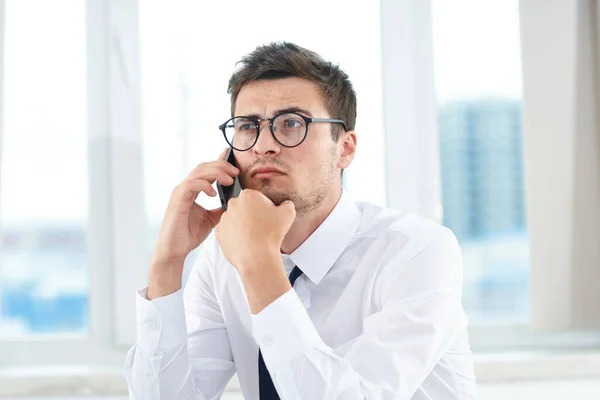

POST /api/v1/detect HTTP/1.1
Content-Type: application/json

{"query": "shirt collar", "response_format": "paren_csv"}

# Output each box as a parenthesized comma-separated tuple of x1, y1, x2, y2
(287, 189, 362, 285)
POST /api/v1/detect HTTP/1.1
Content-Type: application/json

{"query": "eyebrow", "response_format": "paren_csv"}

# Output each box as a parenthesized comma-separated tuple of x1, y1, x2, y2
(243, 106, 314, 120)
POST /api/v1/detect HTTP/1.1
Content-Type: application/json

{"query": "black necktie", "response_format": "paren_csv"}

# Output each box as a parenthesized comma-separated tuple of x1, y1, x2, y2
(258, 265, 303, 399)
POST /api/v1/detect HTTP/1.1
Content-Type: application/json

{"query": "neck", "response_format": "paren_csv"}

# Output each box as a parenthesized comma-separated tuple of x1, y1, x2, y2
(280, 185, 343, 255)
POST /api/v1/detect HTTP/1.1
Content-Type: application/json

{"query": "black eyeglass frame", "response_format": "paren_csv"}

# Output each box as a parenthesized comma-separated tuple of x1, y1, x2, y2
(218, 111, 347, 151)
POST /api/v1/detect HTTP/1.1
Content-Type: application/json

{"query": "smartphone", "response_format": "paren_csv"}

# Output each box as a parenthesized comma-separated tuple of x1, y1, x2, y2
(217, 147, 242, 211)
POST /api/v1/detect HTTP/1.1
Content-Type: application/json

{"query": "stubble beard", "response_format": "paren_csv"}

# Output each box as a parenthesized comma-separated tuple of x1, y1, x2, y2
(240, 153, 337, 218)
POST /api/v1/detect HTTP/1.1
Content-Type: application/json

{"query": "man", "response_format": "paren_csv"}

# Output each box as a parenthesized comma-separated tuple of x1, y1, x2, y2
(125, 42, 476, 399)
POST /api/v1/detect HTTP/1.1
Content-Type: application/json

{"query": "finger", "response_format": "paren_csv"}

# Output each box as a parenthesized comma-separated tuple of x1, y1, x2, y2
(216, 175, 235, 186)
(277, 200, 296, 218)
(211, 169, 235, 186)
(218, 147, 230, 160)
(178, 179, 216, 200)
(217, 159, 240, 176)
(191, 161, 239, 180)
(189, 165, 237, 185)
(279, 200, 296, 212)
(277, 200, 296, 232)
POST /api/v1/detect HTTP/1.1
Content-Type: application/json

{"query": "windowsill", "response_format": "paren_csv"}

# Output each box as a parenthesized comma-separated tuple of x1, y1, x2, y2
(473, 350, 600, 381)
(1, 351, 600, 396)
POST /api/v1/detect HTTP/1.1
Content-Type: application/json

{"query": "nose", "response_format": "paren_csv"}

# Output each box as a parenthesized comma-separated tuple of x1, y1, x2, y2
(252, 119, 281, 156)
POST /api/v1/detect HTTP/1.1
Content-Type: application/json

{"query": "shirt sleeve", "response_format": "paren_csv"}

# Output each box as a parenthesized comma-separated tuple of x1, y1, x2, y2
(124, 240, 236, 400)
(251, 228, 468, 400)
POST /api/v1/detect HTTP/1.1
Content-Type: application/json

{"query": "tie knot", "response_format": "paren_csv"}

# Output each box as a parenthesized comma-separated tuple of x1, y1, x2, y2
(288, 266, 303, 286)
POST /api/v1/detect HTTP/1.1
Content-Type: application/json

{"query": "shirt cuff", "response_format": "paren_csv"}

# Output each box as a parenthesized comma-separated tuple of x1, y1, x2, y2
(135, 287, 188, 354)
(251, 289, 325, 373)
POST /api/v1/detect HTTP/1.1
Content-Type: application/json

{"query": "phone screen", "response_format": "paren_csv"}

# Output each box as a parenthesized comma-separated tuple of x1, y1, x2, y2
(217, 147, 242, 211)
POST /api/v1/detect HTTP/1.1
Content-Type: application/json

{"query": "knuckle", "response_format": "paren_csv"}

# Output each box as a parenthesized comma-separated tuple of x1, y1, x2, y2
(181, 179, 201, 194)
(193, 162, 212, 176)
(174, 182, 188, 195)
(190, 164, 204, 176)
(180, 180, 193, 192)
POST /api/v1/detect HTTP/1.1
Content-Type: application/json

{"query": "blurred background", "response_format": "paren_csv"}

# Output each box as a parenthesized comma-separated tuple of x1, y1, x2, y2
(1, 0, 600, 399)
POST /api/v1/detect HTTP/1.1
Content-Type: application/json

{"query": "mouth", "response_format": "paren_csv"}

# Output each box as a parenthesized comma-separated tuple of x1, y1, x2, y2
(251, 167, 286, 178)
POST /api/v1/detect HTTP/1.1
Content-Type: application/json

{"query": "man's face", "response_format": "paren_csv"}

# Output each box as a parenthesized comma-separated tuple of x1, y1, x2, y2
(233, 77, 349, 217)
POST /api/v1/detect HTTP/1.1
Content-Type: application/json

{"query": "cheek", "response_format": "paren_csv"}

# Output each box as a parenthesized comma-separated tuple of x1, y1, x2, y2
(233, 152, 248, 167)
(297, 151, 335, 178)
(291, 148, 319, 172)
(235, 155, 254, 177)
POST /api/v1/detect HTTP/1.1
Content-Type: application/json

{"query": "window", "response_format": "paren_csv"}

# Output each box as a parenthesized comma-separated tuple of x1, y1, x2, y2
(0, 0, 88, 337)
(1, 0, 599, 394)
(431, 0, 528, 324)
(140, 0, 386, 282)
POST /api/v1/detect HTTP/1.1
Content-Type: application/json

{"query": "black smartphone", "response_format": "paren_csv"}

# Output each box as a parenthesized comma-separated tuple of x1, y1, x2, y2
(216, 147, 242, 211)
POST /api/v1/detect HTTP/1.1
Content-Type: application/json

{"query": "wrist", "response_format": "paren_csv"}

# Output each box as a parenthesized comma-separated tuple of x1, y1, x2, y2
(147, 275, 182, 300)
(147, 258, 185, 300)
(237, 254, 291, 314)
(234, 245, 281, 275)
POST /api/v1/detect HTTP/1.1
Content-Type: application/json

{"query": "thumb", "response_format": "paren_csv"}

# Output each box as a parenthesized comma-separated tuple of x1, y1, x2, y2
(278, 200, 296, 222)
(206, 206, 225, 226)
(280, 199, 295, 211)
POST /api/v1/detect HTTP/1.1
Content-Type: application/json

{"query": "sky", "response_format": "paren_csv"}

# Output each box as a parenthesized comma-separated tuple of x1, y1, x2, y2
(0, 0, 523, 225)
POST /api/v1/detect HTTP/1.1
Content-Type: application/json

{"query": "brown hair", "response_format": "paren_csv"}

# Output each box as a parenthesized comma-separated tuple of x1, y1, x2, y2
(227, 42, 357, 140)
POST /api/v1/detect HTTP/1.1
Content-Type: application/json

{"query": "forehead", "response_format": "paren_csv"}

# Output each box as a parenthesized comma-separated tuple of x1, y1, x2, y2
(234, 77, 327, 117)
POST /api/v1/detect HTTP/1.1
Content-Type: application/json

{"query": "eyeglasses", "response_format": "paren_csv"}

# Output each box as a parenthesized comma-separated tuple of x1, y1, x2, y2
(218, 111, 347, 151)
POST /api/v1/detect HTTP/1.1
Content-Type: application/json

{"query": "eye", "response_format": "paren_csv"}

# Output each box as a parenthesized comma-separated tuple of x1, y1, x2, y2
(238, 123, 255, 131)
(284, 118, 303, 128)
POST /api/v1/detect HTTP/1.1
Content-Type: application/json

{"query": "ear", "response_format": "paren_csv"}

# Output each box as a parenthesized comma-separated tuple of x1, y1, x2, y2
(337, 130, 357, 169)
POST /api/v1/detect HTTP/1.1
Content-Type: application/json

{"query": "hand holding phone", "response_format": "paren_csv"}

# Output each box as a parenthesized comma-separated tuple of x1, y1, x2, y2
(148, 148, 239, 299)
(217, 147, 242, 211)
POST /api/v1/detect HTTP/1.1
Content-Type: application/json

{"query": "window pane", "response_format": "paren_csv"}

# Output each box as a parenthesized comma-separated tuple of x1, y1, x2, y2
(140, 1, 384, 281)
(432, 0, 529, 324)
(0, 0, 88, 337)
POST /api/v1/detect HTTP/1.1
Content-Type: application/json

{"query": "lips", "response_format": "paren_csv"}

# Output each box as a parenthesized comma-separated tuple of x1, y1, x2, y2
(251, 167, 285, 177)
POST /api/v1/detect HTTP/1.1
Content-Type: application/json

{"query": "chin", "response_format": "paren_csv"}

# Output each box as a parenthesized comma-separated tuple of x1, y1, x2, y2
(240, 175, 298, 206)
(258, 185, 293, 206)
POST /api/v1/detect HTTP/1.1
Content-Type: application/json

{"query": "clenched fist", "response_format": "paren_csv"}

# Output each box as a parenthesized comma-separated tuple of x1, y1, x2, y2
(215, 189, 297, 313)
(215, 189, 296, 272)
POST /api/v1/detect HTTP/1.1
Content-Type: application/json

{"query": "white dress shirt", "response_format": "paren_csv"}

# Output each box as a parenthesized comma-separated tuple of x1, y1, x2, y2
(125, 191, 477, 399)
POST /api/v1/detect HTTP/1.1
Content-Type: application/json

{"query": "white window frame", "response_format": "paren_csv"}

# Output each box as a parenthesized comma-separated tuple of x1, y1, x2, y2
(380, 0, 441, 222)
(381, 0, 600, 350)
(0, 0, 143, 367)
(0, 0, 4, 344)
(520, 0, 600, 332)
(469, 0, 600, 350)
(85, 0, 146, 347)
